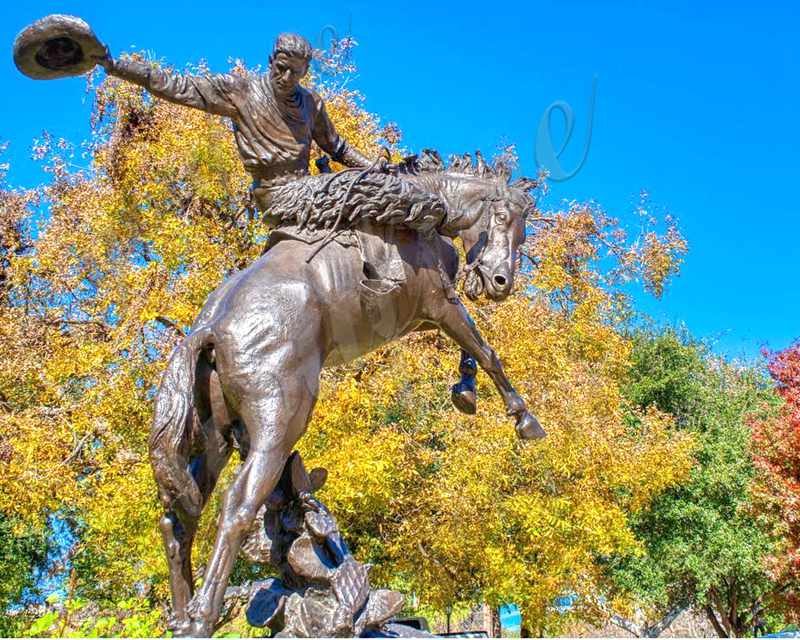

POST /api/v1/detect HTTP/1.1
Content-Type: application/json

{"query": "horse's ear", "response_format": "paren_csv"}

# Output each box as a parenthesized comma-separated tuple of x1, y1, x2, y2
(418, 149, 443, 171)
(475, 150, 490, 177)
(512, 176, 539, 192)
(495, 161, 511, 184)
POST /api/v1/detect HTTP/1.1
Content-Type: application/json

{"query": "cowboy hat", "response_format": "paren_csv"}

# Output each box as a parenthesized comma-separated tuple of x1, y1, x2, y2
(13, 14, 106, 80)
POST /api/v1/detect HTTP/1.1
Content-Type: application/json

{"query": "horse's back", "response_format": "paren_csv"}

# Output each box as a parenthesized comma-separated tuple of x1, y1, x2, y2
(191, 229, 452, 370)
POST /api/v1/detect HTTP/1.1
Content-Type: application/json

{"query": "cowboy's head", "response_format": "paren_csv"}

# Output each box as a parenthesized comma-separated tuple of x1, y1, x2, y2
(268, 33, 312, 99)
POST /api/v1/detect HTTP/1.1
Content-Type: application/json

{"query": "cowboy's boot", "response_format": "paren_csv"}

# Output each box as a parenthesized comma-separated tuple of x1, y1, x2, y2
(451, 352, 477, 415)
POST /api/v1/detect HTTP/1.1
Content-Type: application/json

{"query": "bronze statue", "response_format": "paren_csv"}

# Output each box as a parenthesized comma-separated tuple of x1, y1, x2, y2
(13, 15, 547, 637)
(97, 33, 377, 207)
(12, 14, 484, 416)
(147, 149, 543, 635)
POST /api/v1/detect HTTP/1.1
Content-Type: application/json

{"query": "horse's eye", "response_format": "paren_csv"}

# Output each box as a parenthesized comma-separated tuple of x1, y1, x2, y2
(495, 211, 508, 223)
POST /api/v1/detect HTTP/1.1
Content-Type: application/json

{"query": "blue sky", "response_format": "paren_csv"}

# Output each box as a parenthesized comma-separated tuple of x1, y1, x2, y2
(2, 0, 798, 360)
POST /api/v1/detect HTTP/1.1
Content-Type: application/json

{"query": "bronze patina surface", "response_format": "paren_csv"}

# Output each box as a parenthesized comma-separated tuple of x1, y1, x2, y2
(99, 32, 372, 190)
(148, 150, 542, 635)
(232, 451, 409, 637)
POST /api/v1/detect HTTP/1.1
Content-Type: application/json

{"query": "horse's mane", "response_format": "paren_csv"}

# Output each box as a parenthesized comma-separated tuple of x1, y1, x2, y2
(264, 149, 538, 234)
(264, 170, 447, 233)
(397, 148, 540, 194)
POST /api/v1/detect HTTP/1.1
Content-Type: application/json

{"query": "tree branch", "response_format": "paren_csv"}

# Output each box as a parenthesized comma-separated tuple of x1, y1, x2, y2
(706, 604, 729, 638)
(155, 315, 186, 337)
(709, 588, 733, 637)
(609, 614, 642, 637)
(416, 541, 459, 583)
(57, 432, 93, 469)
(645, 604, 687, 637)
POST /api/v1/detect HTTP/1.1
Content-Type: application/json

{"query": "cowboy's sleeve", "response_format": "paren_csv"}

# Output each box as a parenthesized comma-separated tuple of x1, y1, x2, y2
(105, 57, 240, 117)
(312, 97, 372, 168)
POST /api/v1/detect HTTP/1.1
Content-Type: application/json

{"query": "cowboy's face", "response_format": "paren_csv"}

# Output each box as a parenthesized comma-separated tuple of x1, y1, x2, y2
(269, 52, 308, 98)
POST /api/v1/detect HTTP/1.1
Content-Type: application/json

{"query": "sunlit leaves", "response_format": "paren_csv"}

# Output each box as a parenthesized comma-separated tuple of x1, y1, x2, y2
(752, 342, 800, 620)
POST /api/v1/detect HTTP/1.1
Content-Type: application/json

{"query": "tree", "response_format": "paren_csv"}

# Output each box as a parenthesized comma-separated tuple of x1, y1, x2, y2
(602, 328, 784, 637)
(752, 341, 800, 620)
(0, 515, 51, 636)
(300, 288, 694, 633)
(0, 145, 61, 636)
(0, 43, 691, 634)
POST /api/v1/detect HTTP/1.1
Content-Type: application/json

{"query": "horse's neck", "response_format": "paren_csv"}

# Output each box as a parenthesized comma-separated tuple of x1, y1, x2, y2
(422, 173, 490, 235)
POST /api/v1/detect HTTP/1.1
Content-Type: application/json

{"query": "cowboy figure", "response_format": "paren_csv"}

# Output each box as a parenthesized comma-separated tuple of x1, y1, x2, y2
(98, 33, 375, 211)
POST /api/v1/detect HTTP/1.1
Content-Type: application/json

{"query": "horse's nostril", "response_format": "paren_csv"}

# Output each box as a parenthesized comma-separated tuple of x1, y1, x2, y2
(493, 274, 508, 287)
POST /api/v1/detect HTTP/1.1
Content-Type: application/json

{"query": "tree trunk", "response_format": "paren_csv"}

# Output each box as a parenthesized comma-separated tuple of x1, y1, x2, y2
(610, 604, 687, 638)
(610, 614, 643, 637)
(706, 605, 729, 638)
(644, 604, 688, 637)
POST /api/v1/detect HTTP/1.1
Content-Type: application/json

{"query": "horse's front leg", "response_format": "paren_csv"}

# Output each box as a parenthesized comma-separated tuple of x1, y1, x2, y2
(436, 301, 545, 440)
(451, 349, 478, 415)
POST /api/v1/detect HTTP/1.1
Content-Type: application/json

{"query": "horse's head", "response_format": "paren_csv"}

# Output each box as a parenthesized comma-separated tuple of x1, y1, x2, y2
(460, 173, 537, 301)
(406, 150, 537, 302)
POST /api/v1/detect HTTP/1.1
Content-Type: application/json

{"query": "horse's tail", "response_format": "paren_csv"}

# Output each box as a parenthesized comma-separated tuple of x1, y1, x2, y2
(148, 327, 213, 520)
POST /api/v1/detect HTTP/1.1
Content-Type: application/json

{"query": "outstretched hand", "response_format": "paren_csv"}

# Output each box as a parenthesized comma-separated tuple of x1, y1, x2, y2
(374, 157, 399, 174)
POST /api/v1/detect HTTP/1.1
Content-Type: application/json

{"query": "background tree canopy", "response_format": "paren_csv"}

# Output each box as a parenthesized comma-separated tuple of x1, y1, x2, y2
(0, 43, 796, 637)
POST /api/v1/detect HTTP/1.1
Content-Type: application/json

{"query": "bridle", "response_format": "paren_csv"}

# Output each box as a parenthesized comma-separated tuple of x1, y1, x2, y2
(455, 188, 504, 287)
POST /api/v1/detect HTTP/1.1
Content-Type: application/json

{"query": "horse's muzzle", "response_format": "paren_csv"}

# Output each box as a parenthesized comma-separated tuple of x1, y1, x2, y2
(484, 267, 513, 300)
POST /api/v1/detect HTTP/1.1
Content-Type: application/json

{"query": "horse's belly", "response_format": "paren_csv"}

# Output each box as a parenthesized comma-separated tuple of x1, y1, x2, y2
(323, 314, 425, 367)
(321, 289, 423, 366)
(199, 236, 428, 368)
(310, 243, 424, 366)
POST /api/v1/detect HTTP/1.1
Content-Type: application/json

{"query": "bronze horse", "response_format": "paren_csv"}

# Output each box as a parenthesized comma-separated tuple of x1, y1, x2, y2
(149, 152, 546, 636)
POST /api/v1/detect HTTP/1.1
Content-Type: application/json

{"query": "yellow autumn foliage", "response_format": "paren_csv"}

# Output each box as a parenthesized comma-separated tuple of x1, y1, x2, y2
(0, 50, 691, 632)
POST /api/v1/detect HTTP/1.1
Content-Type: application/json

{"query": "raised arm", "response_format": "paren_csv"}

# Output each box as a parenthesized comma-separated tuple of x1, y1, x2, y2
(98, 55, 241, 118)
(311, 97, 372, 168)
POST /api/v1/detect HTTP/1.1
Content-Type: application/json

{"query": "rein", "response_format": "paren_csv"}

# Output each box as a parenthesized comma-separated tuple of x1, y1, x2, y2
(304, 158, 387, 264)
(454, 191, 498, 289)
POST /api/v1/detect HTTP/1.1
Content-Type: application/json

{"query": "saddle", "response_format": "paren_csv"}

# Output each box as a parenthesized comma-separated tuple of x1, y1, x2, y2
(265, 221, 456, 301)
(265, 222, 406, 294)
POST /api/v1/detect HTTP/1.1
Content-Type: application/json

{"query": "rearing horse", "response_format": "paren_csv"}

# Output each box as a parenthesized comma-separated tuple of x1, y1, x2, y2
(149, 151, 546, 636)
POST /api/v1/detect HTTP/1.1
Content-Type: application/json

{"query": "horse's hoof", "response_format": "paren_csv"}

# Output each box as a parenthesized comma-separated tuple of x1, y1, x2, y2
(168, 616, 193, 638)
(187, 618, 211, 638)
(451, 382, 477, 415)
(516, 412, 546, 440)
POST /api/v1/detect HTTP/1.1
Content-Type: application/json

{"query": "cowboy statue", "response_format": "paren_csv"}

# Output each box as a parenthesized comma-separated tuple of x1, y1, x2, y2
(96, 30, 448, 291)
(98, 33, 374, 209)
(12, 12, 544, 428)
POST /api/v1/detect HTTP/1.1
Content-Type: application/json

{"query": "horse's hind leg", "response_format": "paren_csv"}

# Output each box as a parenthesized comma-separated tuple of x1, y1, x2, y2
(157, 505, 195, 634)
(158, 359, 233, 636)
(186, 353, 321, 636)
